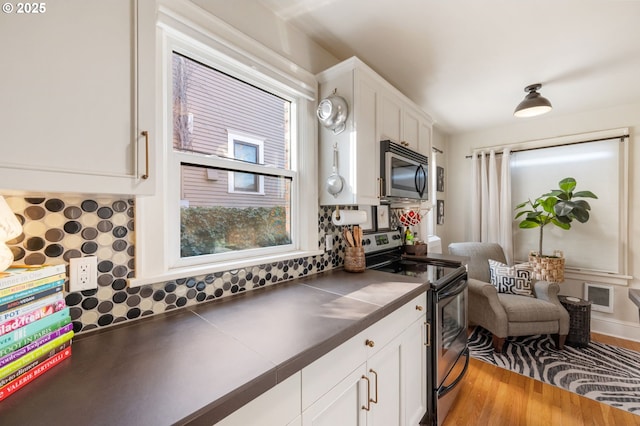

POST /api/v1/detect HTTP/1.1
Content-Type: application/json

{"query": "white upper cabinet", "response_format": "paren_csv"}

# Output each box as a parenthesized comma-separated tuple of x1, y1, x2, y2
(317, 57, 433, 206)
(380, 92, 402, 144)
(379, 91, 431, 154)
(0, 0, 155, 195)
(317, 58, 380, 206)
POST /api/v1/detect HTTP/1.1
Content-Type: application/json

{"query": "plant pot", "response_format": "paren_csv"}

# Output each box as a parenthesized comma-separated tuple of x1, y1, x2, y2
(528, 250, 565, 283)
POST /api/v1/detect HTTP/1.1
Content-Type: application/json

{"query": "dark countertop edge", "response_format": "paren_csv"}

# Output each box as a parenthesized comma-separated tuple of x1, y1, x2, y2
(181, 281, 429, 425)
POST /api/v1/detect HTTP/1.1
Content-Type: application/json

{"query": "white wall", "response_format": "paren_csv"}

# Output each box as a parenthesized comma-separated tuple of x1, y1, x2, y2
(187, 0, 339, 74)
(444, 101, 640, 341)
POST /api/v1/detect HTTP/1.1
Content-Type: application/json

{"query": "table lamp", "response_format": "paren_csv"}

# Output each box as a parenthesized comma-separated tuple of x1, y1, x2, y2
(0, 196, 22, 272)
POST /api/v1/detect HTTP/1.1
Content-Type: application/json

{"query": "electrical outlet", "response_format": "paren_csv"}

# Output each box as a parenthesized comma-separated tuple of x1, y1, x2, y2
(69, 256, 98, 292)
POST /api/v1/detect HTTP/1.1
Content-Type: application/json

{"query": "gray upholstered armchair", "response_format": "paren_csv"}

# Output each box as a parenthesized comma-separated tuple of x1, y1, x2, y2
(448, 242, 569, 352)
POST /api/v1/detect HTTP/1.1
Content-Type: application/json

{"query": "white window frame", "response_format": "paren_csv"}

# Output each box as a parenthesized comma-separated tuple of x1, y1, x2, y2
(227, 132, 265, 195)
(130, 6, 320, 287)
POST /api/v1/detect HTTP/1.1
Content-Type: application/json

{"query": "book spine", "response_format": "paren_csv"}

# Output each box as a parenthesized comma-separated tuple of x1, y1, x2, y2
(0, 273, 66, 298)
(0, 299, 66, 337)
(0, 279, 65, 306)
(0, 285, 63, 313)
(0, 337, 72, 387)
(0, 322, 73, 368)
(0, 264, 66, 290)
(0, 308, 70, 351)
(0, 293, 64, 323)
(0, 346, 72, 401)
(0, 317, 71, 357)
(0, 330, 74, 379)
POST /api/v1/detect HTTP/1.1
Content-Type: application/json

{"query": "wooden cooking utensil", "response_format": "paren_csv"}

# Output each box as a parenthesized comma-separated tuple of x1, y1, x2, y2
(343, 228, 355, 247)
(353, 226, 361, 247)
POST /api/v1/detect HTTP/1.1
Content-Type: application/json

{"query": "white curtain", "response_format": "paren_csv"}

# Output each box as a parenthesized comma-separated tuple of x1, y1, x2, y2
(471, 149, 513, 264)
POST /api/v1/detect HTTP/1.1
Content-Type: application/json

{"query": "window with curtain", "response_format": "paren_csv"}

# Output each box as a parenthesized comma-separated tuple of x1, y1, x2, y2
(510, 137, 627, 274)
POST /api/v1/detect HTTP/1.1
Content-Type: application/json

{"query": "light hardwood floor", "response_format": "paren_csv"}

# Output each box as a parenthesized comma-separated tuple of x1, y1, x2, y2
(443, 333, 640, 426)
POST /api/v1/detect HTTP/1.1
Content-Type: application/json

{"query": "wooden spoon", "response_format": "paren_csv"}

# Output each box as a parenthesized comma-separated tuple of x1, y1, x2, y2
(343, 228, 355, 247)
(353, 226, 361, 247)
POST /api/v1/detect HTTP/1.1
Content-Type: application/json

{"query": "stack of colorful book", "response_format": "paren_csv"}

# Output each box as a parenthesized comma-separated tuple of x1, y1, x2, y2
(0, 264, 73, 401)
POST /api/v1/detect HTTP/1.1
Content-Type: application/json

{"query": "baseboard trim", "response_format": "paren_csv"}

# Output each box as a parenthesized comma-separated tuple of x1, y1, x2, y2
(591, 315, 640, 343)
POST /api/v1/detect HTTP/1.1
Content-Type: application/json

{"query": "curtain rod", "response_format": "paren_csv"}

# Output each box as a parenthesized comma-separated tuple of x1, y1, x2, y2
(432, 147, 443, 154)
(465, 134, 628, 159)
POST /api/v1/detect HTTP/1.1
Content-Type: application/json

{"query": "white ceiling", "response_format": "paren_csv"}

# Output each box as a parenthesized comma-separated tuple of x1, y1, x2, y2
(257, 0, 640, 134)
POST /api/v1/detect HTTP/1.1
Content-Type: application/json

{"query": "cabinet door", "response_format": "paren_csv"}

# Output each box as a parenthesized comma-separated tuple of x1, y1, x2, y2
(0, 0, 155, 195)
(353, 71, 380, 205)
(217, 372, 302, 426)
(401, 317, 427, 426)
(401, 108, 420, 151)
(380, 92, 402, 143)
(302, 364, 368, 426)
(418, 120, 432, 157)
(367, 336, 403, 426)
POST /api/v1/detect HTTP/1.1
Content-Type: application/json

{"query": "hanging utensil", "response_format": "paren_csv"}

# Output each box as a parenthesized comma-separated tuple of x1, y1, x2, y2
(326, 143, 344, 198)
(317, 89, 349, 135)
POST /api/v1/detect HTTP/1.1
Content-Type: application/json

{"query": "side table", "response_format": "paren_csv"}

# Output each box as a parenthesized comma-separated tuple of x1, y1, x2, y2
(559, 295, 592, 348)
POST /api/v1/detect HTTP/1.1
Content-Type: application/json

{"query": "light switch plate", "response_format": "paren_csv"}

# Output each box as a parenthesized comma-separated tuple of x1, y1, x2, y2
(325, 235, 333, 252)
(69, 256, 98, 292)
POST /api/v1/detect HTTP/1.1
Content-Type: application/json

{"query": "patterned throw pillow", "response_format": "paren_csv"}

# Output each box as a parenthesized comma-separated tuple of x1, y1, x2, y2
(488, 259, 534, 296)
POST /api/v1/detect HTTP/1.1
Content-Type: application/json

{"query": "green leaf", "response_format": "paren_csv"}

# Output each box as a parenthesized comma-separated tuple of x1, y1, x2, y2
(558, 177, 576, 192)
(554, 201, 575, 216)
(573, 200, 591, 210)
(540, 197, 557, 213)
(573, 209, 590, 223)
(573, 190, 598, 199)
(514, 210, 529, 220)
(519, 220, 540, 229)
(543, 190, 563, 198)
(514, 201, 529, 209)
(551, 219, 571, 229)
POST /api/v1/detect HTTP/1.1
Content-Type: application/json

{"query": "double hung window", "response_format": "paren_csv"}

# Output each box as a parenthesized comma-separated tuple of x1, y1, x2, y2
(173, 52, 292, 259)
(131, 18, 319, 286)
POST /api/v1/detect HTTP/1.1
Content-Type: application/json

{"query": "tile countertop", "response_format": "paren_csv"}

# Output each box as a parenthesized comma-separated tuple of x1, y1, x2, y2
(0, 269, 428, 426)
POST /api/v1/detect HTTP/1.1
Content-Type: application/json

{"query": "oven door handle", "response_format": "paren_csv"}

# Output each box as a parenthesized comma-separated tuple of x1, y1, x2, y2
(437, 277, 467, 300)
(438, 347, 470, 398)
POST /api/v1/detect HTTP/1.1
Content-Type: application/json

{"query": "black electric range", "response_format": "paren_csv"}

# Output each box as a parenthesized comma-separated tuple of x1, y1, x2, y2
(363, 230, 469, 426)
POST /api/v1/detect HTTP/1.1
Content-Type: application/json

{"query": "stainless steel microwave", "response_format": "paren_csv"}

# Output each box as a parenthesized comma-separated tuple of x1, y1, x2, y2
(380, 140, 429, 201)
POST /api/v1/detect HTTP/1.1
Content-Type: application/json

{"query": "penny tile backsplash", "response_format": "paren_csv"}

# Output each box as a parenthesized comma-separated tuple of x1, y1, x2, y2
(4, 195, 365, 335)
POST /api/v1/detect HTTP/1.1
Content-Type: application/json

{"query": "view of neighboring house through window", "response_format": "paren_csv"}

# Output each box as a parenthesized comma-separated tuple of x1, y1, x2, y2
(172, 52, 292, 259)
(229, 135, 264, 194)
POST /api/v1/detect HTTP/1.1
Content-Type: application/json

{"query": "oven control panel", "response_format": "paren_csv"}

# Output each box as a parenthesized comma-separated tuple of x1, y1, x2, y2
(363, 230, 403, 254)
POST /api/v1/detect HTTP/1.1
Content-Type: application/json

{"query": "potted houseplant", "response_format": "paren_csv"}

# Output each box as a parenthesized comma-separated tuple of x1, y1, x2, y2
(514, 177, 597, 282)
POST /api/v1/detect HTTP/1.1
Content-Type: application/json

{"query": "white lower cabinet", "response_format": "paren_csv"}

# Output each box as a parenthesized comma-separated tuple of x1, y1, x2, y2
(302, 293, 427, 426)
(366, 333, 403, 426)
(287, 416, 303, 426)
(217, 293, 427, 426)
(402, 317, 428, 425)
(216, 372, 301, 426)
(302, 364, 368, 426)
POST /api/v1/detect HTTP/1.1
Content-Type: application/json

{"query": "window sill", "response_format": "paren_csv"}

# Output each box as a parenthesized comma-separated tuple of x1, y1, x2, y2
(128, 248, 324, 288)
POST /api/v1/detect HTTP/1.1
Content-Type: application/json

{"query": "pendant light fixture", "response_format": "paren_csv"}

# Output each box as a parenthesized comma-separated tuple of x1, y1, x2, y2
(514, 83, 552, 118)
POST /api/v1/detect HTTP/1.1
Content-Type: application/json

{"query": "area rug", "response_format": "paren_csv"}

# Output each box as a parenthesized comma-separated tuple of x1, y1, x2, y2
(468, 327, 640, 415)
